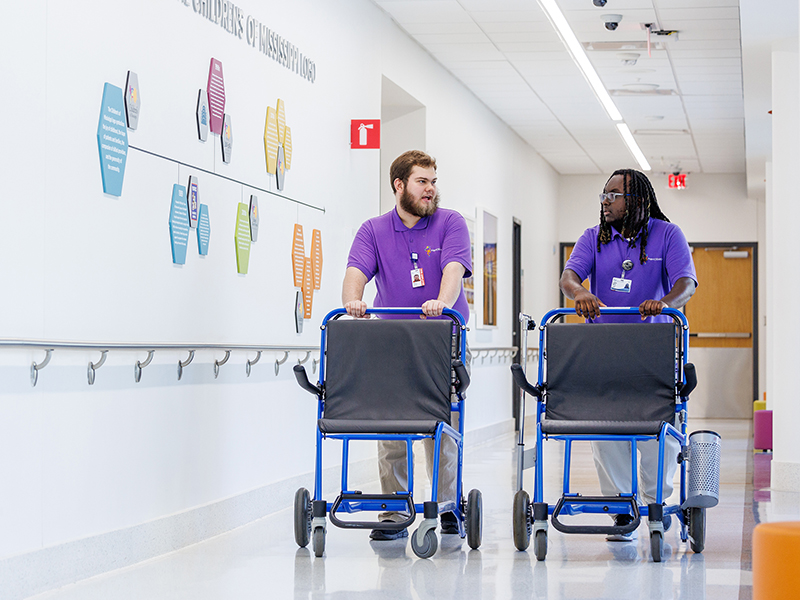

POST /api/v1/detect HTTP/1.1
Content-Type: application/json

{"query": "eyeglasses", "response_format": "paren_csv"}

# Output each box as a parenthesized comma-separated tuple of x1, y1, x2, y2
(599, 192, 628, 203)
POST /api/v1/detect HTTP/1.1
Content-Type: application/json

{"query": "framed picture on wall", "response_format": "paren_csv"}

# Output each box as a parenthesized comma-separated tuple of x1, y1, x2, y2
(474, 207, 498, 329)
(463, 215, 475, 316)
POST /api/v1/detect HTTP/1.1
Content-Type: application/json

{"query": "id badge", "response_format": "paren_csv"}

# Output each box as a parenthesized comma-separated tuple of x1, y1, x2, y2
(411, 267, 425, 288)
(611, 277, 632, 293)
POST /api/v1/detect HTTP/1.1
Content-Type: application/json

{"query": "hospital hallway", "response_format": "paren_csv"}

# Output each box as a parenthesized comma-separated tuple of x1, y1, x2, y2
(24, 418, 781, 600)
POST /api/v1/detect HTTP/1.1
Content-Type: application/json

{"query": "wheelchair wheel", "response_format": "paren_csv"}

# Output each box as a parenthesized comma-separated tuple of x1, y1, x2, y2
(411, 528, 438, 559)
(313, 527, 325, 557)
(533, 529, 547, 561)
(466, 488, 483, 549)
(650, 530, 663, 562)
(513, 490, 531, 551)
(689, 507, 706, 553)
(294, 488, 311, 548)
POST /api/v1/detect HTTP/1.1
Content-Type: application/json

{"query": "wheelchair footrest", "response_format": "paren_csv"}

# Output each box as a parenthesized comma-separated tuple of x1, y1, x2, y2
(551, 495, 640, 535)
(328, 491, 417, 530)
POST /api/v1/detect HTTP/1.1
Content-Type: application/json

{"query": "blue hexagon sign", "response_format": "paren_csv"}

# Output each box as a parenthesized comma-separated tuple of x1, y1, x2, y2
(97, 83, 128, 196)
(169, 184, 190, 264)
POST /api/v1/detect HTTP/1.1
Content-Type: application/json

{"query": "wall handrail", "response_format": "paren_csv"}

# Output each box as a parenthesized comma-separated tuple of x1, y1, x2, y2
(0, 339, 319, 387)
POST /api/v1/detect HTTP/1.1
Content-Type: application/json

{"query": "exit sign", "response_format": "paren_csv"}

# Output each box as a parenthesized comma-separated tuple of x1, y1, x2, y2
(669, 173, 686, 189)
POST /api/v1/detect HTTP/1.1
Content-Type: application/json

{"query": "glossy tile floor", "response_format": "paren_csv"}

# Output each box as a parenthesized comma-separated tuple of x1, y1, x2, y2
(31, 418, 789, 600)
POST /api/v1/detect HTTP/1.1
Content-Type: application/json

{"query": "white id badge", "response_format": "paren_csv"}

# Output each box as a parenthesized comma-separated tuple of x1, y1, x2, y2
(411, 267, 425, 288)
(611, 277, 632, 293)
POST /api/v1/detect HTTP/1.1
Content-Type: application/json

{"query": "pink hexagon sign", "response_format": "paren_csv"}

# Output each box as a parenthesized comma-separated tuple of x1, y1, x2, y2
(207, 58, 225, 135)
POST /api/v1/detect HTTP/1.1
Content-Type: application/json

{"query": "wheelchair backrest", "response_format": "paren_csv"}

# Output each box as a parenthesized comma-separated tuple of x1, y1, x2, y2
(544, 322, 677, 424)
(323, 318, 453, 424)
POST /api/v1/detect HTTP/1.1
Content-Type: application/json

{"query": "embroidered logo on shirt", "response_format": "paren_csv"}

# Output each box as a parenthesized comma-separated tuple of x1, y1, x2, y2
(425, 246, 442, 256)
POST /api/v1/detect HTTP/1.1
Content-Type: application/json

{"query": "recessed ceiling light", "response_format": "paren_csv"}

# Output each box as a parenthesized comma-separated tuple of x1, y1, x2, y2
(623, 83, 659, 91)
(633, 129, 690, 135)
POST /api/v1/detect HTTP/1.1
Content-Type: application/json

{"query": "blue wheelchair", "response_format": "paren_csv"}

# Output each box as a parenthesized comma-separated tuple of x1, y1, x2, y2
(293, 307, 481, 558)
(510, 307, 717, 563)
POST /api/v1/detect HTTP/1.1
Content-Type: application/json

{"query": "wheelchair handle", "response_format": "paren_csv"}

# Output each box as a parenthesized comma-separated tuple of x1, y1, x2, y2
(542, 306, 688, 328)
(322, 307, 467, 328)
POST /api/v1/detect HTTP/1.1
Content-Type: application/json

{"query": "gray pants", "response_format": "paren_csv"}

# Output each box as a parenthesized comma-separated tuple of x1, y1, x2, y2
(591, 422, 681, 506)
(377, 341, 471, 523)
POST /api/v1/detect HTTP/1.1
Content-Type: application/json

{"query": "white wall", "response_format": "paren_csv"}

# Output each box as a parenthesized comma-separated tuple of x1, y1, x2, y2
(0, 0, 559, 574)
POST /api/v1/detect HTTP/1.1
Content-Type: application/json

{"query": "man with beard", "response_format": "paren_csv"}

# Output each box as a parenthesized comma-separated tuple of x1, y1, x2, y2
(343, 150, 472, 541)
(560, 168, 697, 542)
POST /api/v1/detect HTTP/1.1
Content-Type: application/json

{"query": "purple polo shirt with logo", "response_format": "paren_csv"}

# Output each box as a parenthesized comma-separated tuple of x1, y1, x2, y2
(564, 218, 697, 323)
(347, 207, 472, 322)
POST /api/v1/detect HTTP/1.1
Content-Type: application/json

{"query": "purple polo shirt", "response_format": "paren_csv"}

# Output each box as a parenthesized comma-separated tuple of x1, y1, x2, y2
(564, 218, 697, 323)
(347, 207, 472, 322)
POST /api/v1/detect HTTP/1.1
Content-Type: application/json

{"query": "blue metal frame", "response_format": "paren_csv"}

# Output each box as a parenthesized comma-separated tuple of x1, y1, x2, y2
(313, 307, 469, 528)
(532, 307, 691, 537)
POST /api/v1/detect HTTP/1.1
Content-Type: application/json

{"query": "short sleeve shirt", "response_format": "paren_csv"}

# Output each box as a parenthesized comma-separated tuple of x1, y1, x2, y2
(564, 218, 697, 323)
(347, 208, 472, 322)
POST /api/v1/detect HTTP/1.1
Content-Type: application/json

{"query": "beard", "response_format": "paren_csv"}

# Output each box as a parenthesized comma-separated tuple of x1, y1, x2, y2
(399, 188, 440, 218)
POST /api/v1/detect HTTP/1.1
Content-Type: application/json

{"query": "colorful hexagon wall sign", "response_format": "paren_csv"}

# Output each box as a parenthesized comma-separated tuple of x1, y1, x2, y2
(264, 106, 279, 175)
(291, 224, 305, 287)
(124, 71, 140, 130)
(207, 58, 225, 135)
(169, 184, 190, 264)
(196, 89, 209, 141)
(311, 229, 323, 290)
(221, 113, 233, 163)
(235, 203, 251, 274)
(97, 82, 129, 197)
(197, 204, 211, 256)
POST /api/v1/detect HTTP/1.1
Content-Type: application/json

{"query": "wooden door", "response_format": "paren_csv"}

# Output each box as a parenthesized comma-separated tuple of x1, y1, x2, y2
(683, 247, 753, 348)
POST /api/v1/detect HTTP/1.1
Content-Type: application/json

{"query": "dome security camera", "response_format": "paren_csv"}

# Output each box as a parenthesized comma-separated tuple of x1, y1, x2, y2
(602, 14, 622, 31)
(593, 0, 607, 6)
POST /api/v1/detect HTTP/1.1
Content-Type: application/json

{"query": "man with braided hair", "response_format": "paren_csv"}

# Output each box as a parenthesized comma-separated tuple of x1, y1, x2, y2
(560, 168, 697, 541)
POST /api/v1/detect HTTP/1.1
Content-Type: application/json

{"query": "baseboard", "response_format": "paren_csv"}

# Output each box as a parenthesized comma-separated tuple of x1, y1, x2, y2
(0, 418, 513, 600)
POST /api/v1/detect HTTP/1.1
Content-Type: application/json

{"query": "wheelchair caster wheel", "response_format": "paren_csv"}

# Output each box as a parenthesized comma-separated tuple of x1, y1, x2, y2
(466, 489, 483, 549)
(411, 528, 438, 559)
(313, 527, 325, 557)
(513, 490, 531, 551)
(650, 530, 663, 562)
(688, 507, 706, 553)
(294, 488, 312, 548)
(534, 529, 547, 561)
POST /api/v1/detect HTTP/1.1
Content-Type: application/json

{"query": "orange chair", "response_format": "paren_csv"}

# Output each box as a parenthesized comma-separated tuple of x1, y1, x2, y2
(753, 521, 800, 599)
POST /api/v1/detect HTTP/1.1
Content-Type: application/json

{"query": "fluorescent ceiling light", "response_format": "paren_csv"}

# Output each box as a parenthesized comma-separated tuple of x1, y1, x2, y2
(616, 123, 652, 171)
(536, 0, 622, 121)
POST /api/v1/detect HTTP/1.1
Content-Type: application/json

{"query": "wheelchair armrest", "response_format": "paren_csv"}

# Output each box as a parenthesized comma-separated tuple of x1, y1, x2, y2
(453, 360, 470, 394)
(510, 364, 541, 399)
(293, 364, 322, 396)
(678, 363, 697, 398)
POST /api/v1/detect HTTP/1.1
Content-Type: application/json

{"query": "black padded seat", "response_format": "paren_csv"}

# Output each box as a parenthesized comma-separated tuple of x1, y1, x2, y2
(320, 318, 454, 435)
(318, 419, 440, 434)
(542, 322, 677, 436)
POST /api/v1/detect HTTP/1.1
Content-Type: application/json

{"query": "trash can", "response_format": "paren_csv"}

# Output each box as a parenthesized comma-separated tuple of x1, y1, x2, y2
(683, 430, 721, 509)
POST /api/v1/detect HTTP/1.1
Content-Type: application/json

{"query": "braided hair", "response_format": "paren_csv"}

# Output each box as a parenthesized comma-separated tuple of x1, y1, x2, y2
(597, 169, 670, 264)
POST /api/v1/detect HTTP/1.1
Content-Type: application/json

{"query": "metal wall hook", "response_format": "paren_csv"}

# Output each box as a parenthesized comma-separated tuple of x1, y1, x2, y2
(134, 350, 155, 383)
(30, 349, 53, 387)
(213, 350, 231, 379)
(177, 350, 195, 381)
(297, 351, 311, 366)
(87, 350, 108, 385)
(246, 351, 262, 377)
(312, 356, 319, 374)
(275, 351, 289, 375)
